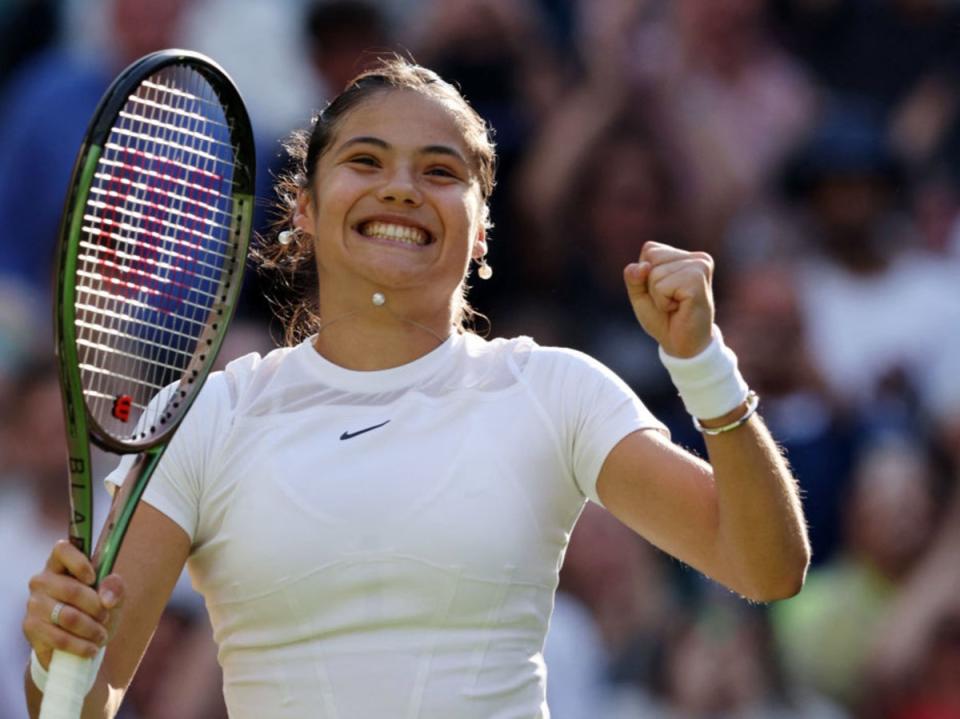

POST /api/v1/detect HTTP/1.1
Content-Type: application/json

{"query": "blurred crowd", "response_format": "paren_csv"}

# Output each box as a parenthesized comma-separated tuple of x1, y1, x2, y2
(2, 0, 960, 717)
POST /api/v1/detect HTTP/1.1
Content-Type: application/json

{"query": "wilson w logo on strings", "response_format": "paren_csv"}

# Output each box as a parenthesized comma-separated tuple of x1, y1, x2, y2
(83, 145, 226, 314)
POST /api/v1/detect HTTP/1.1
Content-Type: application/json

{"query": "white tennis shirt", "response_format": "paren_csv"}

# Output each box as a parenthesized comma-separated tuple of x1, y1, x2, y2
(107, 332, 665, 718)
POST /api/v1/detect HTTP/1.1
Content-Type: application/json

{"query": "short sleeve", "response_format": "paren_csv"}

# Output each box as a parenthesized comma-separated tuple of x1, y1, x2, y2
(103, 372, 234, 542)
(524, 347, 668, 505)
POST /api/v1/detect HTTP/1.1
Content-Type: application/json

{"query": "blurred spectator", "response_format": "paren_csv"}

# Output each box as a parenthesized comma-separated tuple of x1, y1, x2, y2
(120, 600, 227, 719)
(886, 612, 960, 719)
(412, 0, 565, 133)
(515, 107, 687, 416)
(303, 0, 395, 96)
(607, 596, 848, 718)
(772, 0, 960, 173)
(780, 103, 960, 437)
(557, 503, 673, 696)
(180, 0, 399, 144)
(0, 0, 194, 294)
(773, 434, 942, 709)
(624, 0, 819, 253)
(179, 0, 315, 143)
(0, 283, 52, 718)
(720, 260, 859, 565)
(0, 279, 46, 401)
(904, 169, 960, 260)
(862, 473, 960, 718)
(543, 590, 609, 719)
(0, 360, 70, 718)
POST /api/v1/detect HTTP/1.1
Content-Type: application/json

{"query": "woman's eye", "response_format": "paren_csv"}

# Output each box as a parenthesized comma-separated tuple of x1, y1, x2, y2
(426, 166, 457, 179)
(348, 155, 379, 167)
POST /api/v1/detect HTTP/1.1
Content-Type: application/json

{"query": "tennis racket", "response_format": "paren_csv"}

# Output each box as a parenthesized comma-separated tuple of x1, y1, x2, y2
(41, 49, 254, 719)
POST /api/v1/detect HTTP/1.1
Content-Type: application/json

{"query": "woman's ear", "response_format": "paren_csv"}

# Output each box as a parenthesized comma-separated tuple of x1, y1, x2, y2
(292, 190, 313, 234)
(471, 227, 488, 260)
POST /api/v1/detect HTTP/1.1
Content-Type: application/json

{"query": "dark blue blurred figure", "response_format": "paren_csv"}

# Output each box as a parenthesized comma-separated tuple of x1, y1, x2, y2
(0, 0, 192, 292)
(0, 0, 58, 91)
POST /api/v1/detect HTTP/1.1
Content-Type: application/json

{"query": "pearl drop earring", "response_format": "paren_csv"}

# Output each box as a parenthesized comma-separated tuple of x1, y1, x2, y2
(477, 258, 493, 280)
(278, 229, 294, 246)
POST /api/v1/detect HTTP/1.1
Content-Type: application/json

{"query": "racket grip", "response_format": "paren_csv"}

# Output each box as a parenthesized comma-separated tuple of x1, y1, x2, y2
(38, 650, 96, 719)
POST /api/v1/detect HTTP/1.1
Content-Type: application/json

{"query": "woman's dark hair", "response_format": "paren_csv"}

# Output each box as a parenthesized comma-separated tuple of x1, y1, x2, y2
(255, 56, 496, 345)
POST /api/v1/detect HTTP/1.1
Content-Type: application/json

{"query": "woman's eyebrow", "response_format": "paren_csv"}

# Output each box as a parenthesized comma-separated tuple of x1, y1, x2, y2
(337, 136, 467, 165)
(420, 145, 468, 165)
(337, 136, 389, 152)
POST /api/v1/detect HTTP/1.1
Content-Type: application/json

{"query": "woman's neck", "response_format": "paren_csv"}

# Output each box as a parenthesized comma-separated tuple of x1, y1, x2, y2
(311, 297, 453, 371)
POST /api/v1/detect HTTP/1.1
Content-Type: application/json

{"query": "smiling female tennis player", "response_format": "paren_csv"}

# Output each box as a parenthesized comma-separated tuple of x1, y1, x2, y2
(23, 58, 809, 718)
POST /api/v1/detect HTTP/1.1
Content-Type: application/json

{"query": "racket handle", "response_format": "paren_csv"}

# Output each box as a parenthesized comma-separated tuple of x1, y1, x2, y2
(38, 650, 96, 719)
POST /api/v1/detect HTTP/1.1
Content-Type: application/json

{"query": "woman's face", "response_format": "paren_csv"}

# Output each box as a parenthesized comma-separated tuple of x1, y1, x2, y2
(295, 89, 487, 317)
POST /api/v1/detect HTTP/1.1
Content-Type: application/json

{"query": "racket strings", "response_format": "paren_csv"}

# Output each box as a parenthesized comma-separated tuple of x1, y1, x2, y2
(88, 156, 235, 237)
(75, 64, 240, 442)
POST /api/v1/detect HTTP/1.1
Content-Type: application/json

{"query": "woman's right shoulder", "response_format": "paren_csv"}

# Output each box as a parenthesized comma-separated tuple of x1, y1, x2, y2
(208, 344, 300, 413)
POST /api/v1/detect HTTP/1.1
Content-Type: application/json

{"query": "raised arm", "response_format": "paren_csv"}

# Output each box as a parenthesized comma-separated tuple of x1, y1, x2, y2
(596, 241, 810, 602)
(23, 501, 190, 718)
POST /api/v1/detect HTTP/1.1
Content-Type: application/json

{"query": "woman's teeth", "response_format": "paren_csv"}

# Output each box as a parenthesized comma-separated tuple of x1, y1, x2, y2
(359, 221, 429, 246)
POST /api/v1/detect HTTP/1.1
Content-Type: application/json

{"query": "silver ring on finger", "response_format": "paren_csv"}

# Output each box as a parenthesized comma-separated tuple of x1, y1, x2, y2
(50, 601, 65, 628)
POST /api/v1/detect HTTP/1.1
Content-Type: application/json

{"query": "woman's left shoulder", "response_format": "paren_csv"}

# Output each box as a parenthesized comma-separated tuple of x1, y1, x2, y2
(463, 333, 616, 383)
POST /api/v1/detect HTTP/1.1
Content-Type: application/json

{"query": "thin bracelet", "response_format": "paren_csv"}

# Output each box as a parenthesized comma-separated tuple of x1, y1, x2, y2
(659, 328, 749, 421)
(693, 391, 760, 435)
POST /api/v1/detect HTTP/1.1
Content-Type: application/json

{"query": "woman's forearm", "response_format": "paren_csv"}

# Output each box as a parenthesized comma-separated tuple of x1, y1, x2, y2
(702, 409, 810, 601)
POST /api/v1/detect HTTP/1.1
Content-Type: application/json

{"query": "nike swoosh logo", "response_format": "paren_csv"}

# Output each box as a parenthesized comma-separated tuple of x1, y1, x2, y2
(339, 420, 391, 440)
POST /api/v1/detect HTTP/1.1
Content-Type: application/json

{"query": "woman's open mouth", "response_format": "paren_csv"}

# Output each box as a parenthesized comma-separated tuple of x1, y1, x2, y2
(356, 220, 433, 247)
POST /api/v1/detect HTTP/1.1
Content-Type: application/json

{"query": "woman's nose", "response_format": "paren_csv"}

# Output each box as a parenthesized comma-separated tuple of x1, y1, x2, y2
(377, 170, 422, 206)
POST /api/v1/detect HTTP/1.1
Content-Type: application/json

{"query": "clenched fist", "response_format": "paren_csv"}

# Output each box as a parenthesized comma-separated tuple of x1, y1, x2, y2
(624, 241, 715, 358)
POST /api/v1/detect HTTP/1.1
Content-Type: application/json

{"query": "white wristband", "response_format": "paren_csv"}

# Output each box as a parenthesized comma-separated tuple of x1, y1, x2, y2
(659, 327, 749, 420)
(30, 647, 105, 694)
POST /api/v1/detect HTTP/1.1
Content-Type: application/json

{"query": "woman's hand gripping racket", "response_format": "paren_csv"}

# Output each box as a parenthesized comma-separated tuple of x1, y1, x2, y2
(41, 49, 254, 719)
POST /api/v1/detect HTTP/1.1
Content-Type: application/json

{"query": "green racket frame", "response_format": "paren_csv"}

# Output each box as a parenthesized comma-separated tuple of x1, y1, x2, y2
(52, 49, 255, 576)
